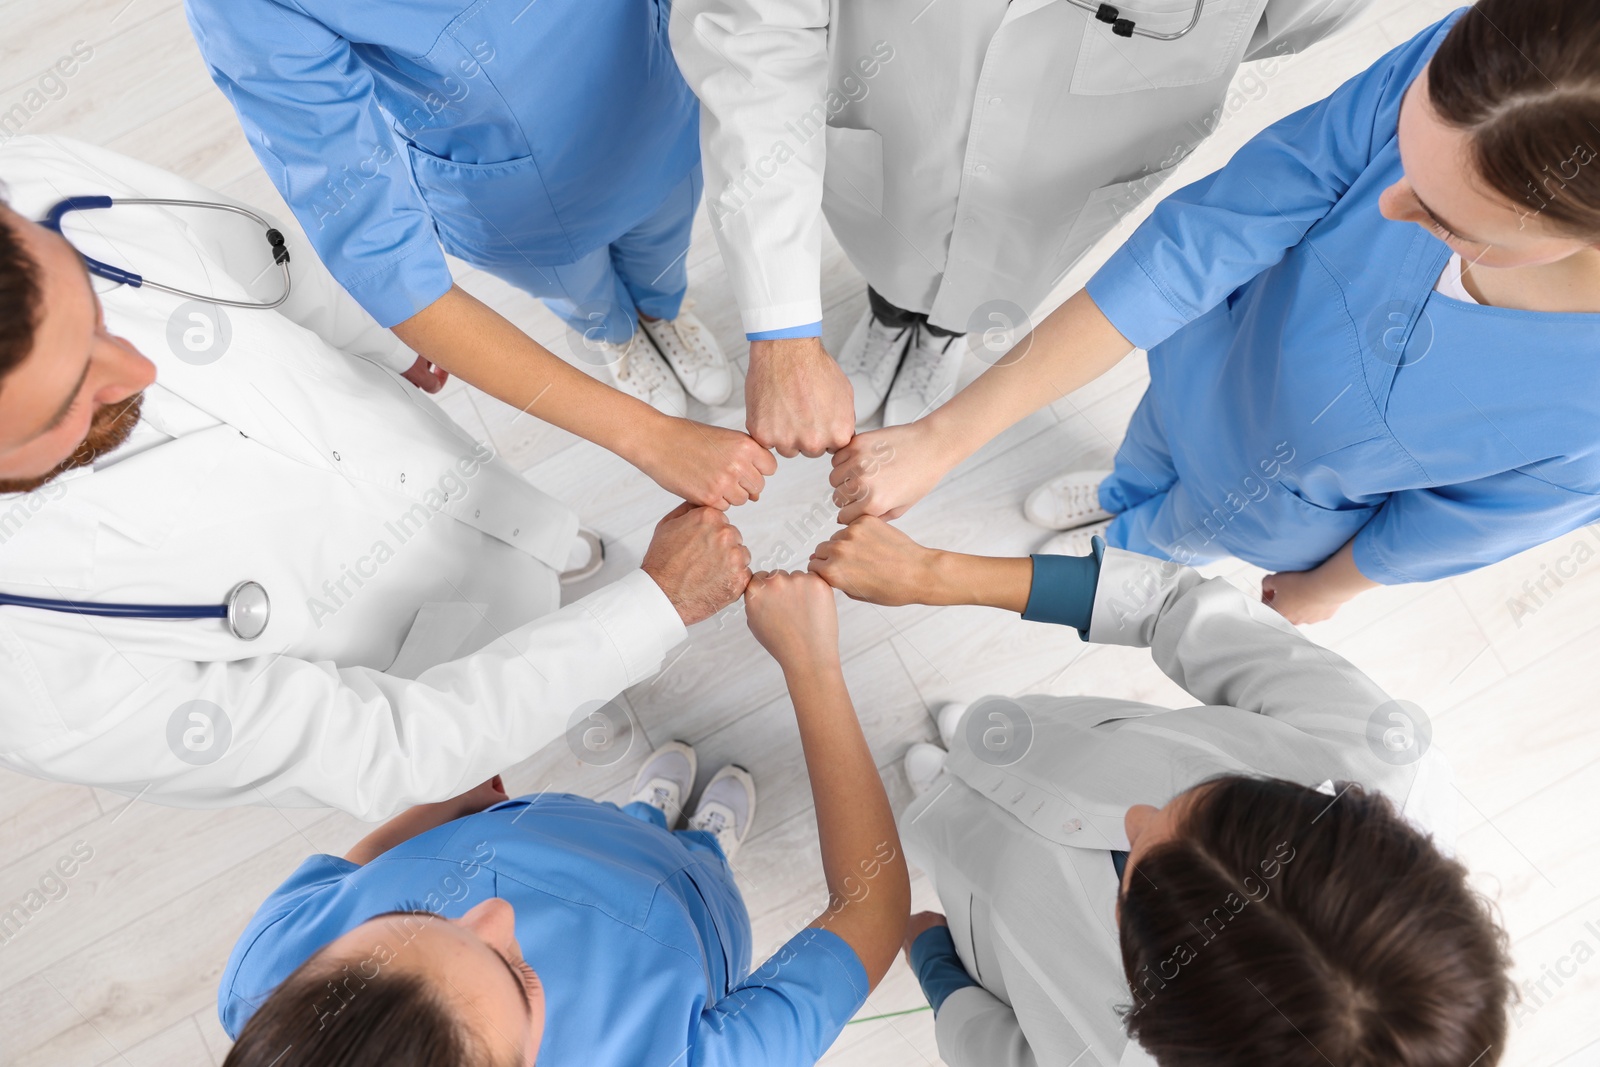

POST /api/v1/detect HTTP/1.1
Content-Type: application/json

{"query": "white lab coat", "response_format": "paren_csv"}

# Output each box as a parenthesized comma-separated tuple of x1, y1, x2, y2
(0, 137, 686, 820)
(902, 549, 1455, 1067)
(672, 0, 1376, 334)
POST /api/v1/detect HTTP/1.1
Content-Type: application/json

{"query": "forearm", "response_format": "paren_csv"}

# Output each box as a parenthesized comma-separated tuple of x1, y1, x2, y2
(344, 798, 470, 865)
(1309, 538, 1380, 600)
(391, 285, 666, 460)
(925, 553, 1034, 613)
(922, 290, 1133, 467)
(788, 659, 910, 984)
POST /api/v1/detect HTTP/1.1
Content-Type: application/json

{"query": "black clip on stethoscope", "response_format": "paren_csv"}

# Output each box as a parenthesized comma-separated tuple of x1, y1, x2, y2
(1066, 0, 1206, 39)
(0, 581, 272, 641)
(3, 196, 285, 639)
(42, 195, 293, 310)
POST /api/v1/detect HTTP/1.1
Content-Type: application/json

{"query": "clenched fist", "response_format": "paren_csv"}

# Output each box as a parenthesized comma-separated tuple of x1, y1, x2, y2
(746, 337, 857, 458)
(635, 418, 777, 509)
(809, 517, 936, 606)
(641, 503, 753, 625)
(744, 570, 840, 671)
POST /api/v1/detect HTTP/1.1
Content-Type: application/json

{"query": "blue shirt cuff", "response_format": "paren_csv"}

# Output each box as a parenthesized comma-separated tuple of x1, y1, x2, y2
(910, 925, 977, 1014)
(748, 321, 823, 341)
(1021, 535, 1106, 639)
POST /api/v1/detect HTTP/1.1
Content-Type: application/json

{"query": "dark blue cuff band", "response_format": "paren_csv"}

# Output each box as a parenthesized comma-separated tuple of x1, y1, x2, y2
(910, 925, 978, 1014)
(1021, 535, 1106, 638)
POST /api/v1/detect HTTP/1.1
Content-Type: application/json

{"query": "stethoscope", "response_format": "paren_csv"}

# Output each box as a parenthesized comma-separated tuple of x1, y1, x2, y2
(1065, 0, 1206, 40)
(0, 581, 272, 640)
(3, 198, 286, 639)
(41, 195, 293, 310)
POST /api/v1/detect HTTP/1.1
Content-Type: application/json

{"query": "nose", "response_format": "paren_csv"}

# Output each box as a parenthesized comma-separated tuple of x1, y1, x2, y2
(458, 897, 519, 946)
(1378, 179, 1423, 224)
(91, 332, 157, 404)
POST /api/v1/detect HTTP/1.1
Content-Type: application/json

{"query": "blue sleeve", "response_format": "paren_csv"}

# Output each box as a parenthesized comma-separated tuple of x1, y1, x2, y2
(692, 927, 870, 1067)
(1022, 536, 1105, 638)
(1353, 472, 1600, 585)
(909, 925, 977, 1014)
(185, 0, 454, 328)
(748, 321, 823, 341)
(217, 854, 359, 1038)
(1085, 12, 1464, 352)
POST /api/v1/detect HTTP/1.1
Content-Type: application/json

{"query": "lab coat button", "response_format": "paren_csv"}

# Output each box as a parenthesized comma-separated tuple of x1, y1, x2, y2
(332, 451, 341, 461)
(513, 528, 520, 536)
(399, 473, 406, 484)
(989, 96, 1002, 106)
(1063, 819, 1081, 833)
(975, 164, 990, 175)
(475, 509, 482, 518)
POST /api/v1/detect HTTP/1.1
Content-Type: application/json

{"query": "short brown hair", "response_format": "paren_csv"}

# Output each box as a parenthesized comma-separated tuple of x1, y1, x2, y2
(1429, 0, 1600, 238)
(1119, 776, 1512, 1067)
(0, 200, 41, 388)
(223, 954, 508, 1067)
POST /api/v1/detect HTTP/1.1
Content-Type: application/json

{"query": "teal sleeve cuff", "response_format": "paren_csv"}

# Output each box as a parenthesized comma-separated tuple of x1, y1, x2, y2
(1022, 535, 1106, 639)
(748, 321, 823, 340)
(909, 925, 977, 1014)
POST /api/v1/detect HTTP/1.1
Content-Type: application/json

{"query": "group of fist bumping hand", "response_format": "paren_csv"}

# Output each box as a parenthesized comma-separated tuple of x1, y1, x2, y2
(636, 332, 1017, 642)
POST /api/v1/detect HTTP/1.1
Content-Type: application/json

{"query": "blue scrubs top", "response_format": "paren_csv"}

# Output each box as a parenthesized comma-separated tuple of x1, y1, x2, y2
(218, 794, 870, 1066)
(185, 0, 700, 327)
(1086, 9, 1600, 584)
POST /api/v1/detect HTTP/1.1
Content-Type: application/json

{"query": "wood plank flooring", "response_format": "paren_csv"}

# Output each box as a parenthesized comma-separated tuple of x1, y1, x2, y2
(3, 2, 1597, 1064)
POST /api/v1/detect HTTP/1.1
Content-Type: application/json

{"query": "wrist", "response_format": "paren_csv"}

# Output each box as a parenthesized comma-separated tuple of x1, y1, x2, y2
(749, 336, 824, 365)
(610, 407, 677, 467)
(778, 649, 845, 687)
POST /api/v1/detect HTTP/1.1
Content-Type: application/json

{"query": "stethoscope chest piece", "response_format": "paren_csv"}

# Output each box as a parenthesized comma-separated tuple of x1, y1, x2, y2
(226, 581, 271, 641)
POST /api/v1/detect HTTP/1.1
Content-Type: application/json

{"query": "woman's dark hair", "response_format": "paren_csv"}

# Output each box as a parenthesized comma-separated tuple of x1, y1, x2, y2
(0, 198, 42, 388)
(1119, 776, 1512, 1067)
(223, 954, 507, 1067)
(1428, 0, 1600, 238)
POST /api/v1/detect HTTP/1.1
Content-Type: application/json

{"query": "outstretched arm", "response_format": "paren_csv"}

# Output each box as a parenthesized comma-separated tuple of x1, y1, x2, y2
(392, 286, 776, 509)
(746, 571, 911, 985)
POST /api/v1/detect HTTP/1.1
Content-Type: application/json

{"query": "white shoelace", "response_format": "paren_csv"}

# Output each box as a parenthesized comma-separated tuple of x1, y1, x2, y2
(838, 320, 910, 376)
(613, 335, 670, 395)
(1050, 481, 1105, 521)
(658, 316, 716, 372)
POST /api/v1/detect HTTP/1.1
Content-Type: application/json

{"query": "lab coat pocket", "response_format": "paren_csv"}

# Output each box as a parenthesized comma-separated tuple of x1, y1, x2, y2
(822, 125, 884, 218)
(1049, 164, 1180, 287)
(404, 143, 572, 265)
(1069, 0, 1267, 97)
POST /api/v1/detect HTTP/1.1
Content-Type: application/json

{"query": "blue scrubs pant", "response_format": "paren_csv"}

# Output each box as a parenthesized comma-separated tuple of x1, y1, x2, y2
(622, 800, 731, 865)
(1099, 390, 1232, 567)
(478, 168, 703, 344)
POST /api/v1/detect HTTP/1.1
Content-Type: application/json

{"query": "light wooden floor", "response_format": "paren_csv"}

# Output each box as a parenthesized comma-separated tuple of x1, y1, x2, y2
(3, 2, 1598, 1065)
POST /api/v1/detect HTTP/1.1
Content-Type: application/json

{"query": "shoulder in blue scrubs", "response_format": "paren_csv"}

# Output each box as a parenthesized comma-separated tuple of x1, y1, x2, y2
(1084, 9, 1600, 585)
(185, 0, 702, 343)
(220, 793, 868, 1065)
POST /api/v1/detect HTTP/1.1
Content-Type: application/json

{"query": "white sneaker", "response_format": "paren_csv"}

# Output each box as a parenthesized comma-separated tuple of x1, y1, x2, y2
(837, 307, 914, 422)
(934, 702, 969, 749)
(640, 302, 735, 406)
(904, 742, 948, 797)
(1038, 519, 1111, 557)
(688, 764, 757, 860)
(577, 328, 688, 416)
(629, 741, 698, 829)
(884, 324, 965, 427)
(1024, 469, 1115, 530)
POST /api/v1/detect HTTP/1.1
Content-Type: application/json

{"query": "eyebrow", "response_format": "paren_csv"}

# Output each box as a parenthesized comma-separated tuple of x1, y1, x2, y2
(1413, 192, 1486, 246)
(366, 909, 533, 1022)
(37, 254, 98, 435)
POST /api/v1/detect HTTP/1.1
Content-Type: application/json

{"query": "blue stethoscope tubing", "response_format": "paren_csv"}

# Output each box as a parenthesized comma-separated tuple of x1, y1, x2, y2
(0, 581, 271, 641)
(41, 196, 292, 310)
